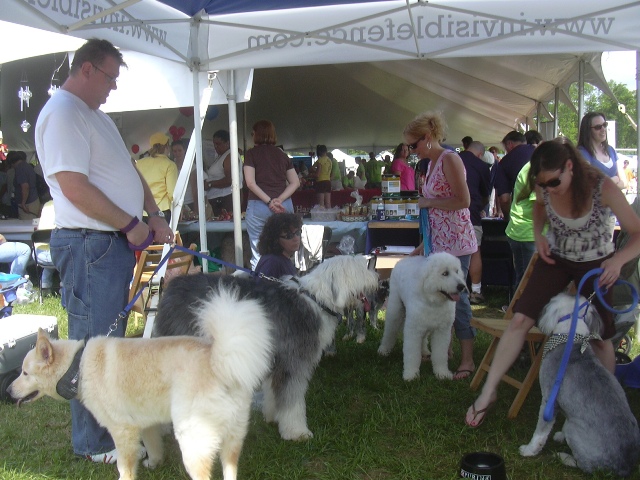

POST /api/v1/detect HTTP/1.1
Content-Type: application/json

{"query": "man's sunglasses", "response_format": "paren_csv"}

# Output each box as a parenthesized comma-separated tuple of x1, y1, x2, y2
(591, 121, 608, 131)
(280, 229, 302, 240)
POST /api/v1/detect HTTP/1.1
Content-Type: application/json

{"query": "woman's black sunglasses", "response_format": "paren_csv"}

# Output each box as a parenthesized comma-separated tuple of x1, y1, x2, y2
(407, 136, 425, 150)
(280, 229, 302, 240)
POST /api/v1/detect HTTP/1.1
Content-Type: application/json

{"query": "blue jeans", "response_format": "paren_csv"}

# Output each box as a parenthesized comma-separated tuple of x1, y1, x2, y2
(507, 238, 536, 288)
(245, 198, 293, 270)
(34, 249, 55, 287)
(453, 254, 475, 340)
(50, 229, 135, 456)
(0, 241, 31, 276)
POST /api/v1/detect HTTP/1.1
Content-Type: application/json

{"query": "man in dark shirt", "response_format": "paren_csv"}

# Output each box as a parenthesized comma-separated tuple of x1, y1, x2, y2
(493, 131, 535, 220)
(460, 141, 491, 304)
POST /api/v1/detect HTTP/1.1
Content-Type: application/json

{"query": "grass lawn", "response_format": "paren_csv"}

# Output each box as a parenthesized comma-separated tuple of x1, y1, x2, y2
(1, 286, 640, 479)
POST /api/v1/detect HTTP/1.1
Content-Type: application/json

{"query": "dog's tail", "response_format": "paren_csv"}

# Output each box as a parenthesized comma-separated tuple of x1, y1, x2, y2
(193, 285, 274, 392)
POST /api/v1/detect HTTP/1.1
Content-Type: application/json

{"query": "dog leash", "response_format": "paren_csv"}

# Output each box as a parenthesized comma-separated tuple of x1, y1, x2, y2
(108, 244, 256, 336)
(543, 268, 639, 421)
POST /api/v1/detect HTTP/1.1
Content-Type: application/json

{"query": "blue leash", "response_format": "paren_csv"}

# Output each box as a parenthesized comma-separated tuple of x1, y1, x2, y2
(110, 244, 254, 335)
(543, 268, 639, 421)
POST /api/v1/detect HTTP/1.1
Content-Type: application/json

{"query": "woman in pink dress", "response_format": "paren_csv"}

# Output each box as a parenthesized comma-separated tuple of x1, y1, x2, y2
(390, 143, 415, 191)
(405, 111, 478, 380)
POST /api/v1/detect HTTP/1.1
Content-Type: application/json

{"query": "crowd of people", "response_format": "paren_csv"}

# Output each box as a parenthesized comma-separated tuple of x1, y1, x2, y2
(2, 36, 638, 465)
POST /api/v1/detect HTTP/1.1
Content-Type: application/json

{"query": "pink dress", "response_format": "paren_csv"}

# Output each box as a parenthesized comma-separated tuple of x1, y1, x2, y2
(422, 150, 477, 256)
(391, 158, 415, 191)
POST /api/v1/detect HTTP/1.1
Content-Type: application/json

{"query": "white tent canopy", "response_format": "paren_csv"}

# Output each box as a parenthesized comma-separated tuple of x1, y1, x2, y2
(2, 0, 639, 267)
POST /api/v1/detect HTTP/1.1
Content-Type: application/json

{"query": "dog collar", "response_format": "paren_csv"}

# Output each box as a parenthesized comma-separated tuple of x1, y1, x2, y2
(56, 343, 85, 400)
(542, 332, 601, 360)
(291, 278, 343, 321)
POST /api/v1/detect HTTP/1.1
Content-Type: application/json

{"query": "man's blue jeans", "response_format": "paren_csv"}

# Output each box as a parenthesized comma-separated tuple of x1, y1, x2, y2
(50, 229, 135, 456)
(507, 238, 536, 288)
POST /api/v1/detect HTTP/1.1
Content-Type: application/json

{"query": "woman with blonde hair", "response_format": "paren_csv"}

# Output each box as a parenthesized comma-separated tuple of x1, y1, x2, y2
(136, 132, 178, 223)
(405, 111, 477, 381)
(243, 120, 300, 269)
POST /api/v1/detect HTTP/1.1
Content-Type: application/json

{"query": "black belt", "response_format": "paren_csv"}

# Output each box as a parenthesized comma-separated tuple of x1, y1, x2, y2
(58, 228, 126, 238)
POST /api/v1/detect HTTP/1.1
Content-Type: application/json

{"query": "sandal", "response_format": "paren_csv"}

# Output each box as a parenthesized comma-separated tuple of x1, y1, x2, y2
(465, 399, 495, 428)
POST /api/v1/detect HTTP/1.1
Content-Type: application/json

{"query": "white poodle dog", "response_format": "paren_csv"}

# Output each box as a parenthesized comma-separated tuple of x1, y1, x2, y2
(519, 293, 640, 477)
(378, 253, 466, 380)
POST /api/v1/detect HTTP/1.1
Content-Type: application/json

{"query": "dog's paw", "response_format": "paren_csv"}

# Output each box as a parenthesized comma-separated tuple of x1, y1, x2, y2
(553, 431, 566, 443)
(557, 452, 578, 468)
(519, 444, 540, 457)
(433, 369, 454, 380)
(402, 370, 420, 381)
(356, 333, 365, 344)
(377, 347, 391, 356)
(143, 456, 163, 470)
(281, 428, 314, 441)
(342, 332, 354, 341)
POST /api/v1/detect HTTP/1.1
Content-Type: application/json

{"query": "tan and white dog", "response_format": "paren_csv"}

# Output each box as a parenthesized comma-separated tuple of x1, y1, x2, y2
(8, 286, 274, 480)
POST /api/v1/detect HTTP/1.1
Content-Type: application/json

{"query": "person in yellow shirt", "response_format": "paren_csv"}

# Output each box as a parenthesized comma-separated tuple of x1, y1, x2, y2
(311, 144, 332, 208)
(136, 132, 179, 223)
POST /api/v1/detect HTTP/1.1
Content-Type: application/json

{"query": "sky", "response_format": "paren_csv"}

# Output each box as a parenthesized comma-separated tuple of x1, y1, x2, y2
(601, 51, 637, 90)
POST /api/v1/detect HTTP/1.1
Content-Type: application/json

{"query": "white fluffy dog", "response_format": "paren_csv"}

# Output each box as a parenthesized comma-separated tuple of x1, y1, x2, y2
(519, 293, 640, 477)
(378, 253, 466, 380)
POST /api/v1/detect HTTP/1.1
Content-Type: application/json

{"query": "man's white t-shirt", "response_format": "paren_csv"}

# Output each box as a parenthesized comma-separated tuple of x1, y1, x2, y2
(35, 90, 144, 230)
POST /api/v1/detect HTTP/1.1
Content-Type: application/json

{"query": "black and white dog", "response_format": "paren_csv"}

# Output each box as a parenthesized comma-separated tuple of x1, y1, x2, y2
(152, 255, 379, 441)
(520, 293, 640, 477)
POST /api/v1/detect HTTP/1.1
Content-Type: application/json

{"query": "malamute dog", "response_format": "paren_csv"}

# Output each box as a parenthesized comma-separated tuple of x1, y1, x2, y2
(9, 286, 273, 480)
(152, 254, 379, 441)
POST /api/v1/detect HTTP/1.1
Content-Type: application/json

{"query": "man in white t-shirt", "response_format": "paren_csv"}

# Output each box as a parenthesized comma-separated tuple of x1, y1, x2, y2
(35, 38, 173, 463)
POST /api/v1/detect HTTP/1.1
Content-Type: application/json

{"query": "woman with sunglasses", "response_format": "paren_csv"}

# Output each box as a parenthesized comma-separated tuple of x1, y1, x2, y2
(255, 212, 302, 278)
(577, 112, 626, 190)
(404, 111, 478, 381)
(465, 138, 640, 427)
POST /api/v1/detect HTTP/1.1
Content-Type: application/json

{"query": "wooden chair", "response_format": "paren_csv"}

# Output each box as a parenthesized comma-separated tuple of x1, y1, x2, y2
(469, 253, 547, 419)
(128, 241, 197, 337)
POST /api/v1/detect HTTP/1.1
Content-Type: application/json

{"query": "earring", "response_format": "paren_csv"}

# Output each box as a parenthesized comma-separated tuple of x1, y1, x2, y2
(427, 141, 432, 149)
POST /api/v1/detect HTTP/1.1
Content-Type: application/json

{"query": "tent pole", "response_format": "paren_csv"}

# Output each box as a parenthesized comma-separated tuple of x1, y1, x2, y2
(637, 51, 639, 162)
(227, 70, 244, 267)
(554, 87, 560, 138)
(578, 59, 585, 130)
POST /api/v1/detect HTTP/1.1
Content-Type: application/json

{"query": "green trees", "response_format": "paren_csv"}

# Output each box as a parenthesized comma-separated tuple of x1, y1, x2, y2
(552, 81, 637, 149)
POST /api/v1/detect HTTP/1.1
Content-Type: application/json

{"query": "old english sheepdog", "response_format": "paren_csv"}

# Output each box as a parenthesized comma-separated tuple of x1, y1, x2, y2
(519, 293, 640, 477)
(152, 254, 379, 441)
(378, 252, 466, 380)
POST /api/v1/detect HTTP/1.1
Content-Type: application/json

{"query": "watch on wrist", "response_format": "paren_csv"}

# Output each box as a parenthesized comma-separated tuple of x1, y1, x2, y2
(148, 210, 165, 218)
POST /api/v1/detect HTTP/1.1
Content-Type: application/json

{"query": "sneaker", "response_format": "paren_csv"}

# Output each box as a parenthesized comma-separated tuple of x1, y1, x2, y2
(501, 305, 509, 313)
(87, 448, 118, 464)
(86, 446, 146, 464)
(469, 292, 485, 305)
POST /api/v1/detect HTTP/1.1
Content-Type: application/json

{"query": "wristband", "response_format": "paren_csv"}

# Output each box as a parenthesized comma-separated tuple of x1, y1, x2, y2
(128, 230, 154, 251)
(120, 216, 140, 234)
(267, 198, 273, 206)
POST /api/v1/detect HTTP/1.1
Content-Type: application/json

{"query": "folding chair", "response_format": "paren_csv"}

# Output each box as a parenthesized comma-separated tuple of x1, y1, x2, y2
(470, 253, 547, 418)
(128, 242, 196, 337)
(31, 229, 56, 304)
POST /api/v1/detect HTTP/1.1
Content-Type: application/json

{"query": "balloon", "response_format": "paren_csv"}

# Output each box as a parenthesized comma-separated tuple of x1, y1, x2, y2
(179, 106, 194, 117)
(132, 144, 139, 154)
(205, 105, 219, 121)
(177, 126, 186, 138)
(169, 125, 178, 136)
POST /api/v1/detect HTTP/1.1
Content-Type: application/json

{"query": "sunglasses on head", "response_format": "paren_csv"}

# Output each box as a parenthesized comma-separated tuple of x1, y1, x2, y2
(536, 165, 566, 189)
(280, 229, 302, 240)
(591, 121, 608, 131)
(407, 136, 425, 150)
